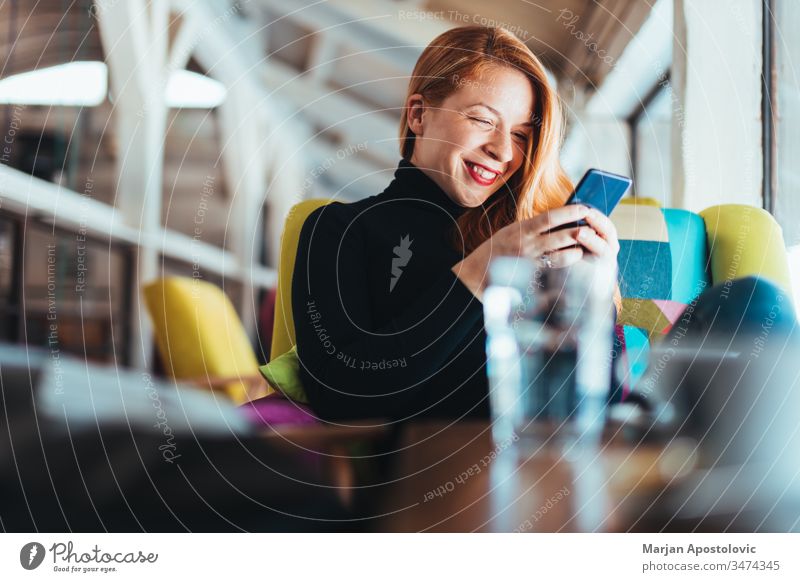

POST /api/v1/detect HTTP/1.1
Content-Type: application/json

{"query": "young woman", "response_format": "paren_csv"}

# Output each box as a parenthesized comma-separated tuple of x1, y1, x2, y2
(292, 26, 618, 421)
(291, 26, 796, 422)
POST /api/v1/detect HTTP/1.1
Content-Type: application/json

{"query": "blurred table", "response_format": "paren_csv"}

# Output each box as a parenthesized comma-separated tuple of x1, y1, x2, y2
(255, 419, 688, 532)
(375, 421, 684, 532)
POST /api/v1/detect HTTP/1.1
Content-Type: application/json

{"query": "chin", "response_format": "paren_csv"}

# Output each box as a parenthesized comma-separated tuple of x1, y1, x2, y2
(468, 189, 498, 207)
(452, 191, 483, 208)
(465, 197, 488, 208)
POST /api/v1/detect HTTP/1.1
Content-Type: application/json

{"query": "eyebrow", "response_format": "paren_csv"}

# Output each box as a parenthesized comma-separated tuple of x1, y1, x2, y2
(466, 102, 535, 128)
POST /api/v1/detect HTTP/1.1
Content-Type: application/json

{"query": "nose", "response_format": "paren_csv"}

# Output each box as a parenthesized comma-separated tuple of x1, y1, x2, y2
(483, 127, 514, 165)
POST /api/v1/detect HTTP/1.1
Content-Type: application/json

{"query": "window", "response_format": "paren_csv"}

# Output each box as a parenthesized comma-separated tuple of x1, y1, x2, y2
(771, 0, 800, 304)
(21, 225, 129, 364)
(0, 62, 225, 109)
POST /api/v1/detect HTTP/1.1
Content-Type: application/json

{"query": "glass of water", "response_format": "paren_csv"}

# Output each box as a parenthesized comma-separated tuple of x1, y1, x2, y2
(484, 255, 617, 454)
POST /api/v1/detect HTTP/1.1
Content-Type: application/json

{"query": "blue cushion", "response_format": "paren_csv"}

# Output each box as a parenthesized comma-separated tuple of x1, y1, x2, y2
(618, 240, 673, 299)
(612, 324, 650, 401)
(662, 209, 711, 303)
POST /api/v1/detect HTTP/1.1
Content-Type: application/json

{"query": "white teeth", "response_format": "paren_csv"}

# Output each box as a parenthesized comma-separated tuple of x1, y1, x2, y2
(469, 163, 497, 180)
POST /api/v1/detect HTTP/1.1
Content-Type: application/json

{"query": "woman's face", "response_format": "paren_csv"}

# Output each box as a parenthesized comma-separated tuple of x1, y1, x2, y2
(407, 65, 536, 208)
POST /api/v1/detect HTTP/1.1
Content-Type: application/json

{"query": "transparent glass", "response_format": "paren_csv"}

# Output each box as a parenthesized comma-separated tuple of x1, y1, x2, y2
(484, 255, 617, 454)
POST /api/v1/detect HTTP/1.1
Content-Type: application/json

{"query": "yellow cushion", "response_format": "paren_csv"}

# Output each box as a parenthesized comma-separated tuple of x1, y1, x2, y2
(271, 199, 332, 361)
(143, 277, 262, 404)
(700, 204, 793, 301)
(619, 196, 662, 207)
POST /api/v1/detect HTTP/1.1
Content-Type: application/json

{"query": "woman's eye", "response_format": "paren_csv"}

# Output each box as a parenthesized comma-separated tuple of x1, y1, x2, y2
(469, 116, 493, 127)
(512, 132, 528, 142)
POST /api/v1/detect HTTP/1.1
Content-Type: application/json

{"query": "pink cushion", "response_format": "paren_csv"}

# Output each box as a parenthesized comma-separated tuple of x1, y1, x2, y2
(239, 394, 319, 427)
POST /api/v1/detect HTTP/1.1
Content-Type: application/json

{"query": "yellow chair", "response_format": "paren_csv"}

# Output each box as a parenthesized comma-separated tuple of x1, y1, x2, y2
(143, 277, 270, 404)
(700, 204, 792, 296)
(271, 199, 332, 361)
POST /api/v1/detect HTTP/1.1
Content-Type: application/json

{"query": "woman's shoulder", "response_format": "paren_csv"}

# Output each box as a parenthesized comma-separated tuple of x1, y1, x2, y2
(300, 194, 383, 236)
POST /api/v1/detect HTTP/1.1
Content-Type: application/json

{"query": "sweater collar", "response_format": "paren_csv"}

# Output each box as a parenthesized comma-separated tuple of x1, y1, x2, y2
(385, 159, 468, 219)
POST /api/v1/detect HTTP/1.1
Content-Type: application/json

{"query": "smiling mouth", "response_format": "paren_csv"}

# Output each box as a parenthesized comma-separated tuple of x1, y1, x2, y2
(464, 160, 501, 186)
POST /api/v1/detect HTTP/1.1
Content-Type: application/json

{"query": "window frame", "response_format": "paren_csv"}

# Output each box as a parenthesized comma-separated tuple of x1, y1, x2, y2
(627, 73, 672, 201)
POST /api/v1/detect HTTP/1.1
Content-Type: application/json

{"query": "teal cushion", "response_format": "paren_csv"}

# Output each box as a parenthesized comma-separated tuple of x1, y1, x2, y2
(618, 239, 673, 299)
(662, 209, 711, 303)
(613, 324, 650, 401)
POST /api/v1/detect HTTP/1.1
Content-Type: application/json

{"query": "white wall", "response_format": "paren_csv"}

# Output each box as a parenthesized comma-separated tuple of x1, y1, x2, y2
(671, 0, 763, 211)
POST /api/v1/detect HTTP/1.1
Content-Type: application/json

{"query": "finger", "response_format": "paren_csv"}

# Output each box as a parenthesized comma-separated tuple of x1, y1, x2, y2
(548, 246, 584, 268)
(576, 226, 611, 257)
(583, 210, 619, 246)
(525, 205, 590, 234)
(530, 229, 582, 255)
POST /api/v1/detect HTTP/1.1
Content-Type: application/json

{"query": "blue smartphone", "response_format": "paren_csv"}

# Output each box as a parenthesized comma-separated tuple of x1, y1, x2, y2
(554, 168, 632, 230)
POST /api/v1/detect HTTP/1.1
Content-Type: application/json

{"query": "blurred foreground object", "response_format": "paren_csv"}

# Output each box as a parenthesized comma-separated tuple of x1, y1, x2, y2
(0, 346, 350, 531)
(619, 328, 800, 531)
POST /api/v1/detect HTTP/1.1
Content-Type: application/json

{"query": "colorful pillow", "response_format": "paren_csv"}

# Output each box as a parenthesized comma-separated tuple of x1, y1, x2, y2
(613, 204, 672, 300)
(618, 298, 688, 342)
(661, 209, 711, 303)
(611, 205, 710, 303)
(612, 324, 650, 402)
(610, 203, 707, 402)
(258, 345, 308, 404)
(613, 299, 689, 402)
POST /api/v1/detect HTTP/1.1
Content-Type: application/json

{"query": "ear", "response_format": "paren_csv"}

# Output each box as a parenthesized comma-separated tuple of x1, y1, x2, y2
(405, 93, 425, 136)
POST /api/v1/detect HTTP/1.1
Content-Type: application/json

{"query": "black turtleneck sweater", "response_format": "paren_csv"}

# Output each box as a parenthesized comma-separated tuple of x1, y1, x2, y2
(292, 159, 490, 421)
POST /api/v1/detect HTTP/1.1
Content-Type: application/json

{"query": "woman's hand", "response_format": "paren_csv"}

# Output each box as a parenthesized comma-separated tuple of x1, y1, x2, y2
(452, 205, 620, 300)
(578, 207, 621, 264)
